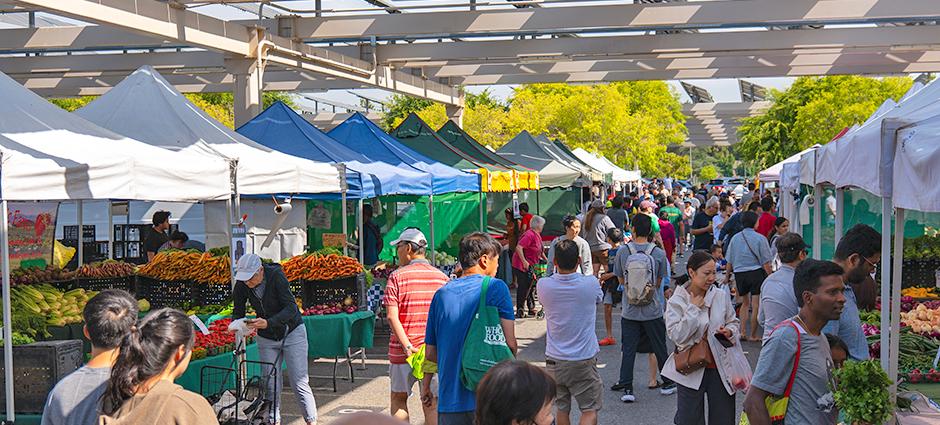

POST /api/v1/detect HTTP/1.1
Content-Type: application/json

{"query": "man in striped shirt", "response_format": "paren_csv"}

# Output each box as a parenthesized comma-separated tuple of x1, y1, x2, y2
(384, 228, 449, 424)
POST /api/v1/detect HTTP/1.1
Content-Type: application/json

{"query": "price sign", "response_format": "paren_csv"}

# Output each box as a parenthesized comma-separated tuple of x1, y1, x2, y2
(322, 233, 346, 248)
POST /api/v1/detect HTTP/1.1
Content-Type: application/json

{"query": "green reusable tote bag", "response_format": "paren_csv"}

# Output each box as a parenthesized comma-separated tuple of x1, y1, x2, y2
(460, 276, 514, 391)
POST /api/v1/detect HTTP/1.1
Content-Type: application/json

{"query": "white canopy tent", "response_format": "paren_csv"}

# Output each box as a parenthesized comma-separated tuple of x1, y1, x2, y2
(572, 148, 641, 184)
(0, 69, 233, 419)
(76, 66, 344, 197)
(76, 66, 347, 257)
(758, 145, 820, 183)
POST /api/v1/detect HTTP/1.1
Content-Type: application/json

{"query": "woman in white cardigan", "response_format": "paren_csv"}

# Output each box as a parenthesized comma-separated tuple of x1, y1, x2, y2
(662, 251, 741, 425)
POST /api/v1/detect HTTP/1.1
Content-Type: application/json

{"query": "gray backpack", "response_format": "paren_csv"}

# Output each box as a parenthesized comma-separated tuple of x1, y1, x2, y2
(624, 242, 657, 306)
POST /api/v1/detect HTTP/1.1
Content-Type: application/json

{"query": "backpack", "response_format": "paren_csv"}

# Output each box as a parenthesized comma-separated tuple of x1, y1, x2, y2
(624, 242, 657, 306)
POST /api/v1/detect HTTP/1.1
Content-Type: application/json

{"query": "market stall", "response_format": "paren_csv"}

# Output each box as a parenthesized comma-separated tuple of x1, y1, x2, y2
(328, 113, 482, 263)
(75, 66, 346, 259)
(436, 120, 540, 191)
(572, 147, 642, 189)
(0, 69, 232, 420)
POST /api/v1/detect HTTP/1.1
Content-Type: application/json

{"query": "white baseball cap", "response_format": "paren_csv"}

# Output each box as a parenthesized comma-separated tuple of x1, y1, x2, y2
(234, 253, 263, 281)
(389, 228, 428, 247)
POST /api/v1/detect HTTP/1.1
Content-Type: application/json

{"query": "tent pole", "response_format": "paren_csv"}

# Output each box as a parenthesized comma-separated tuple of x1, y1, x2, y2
(834, 188, 844, 246)
(1, 200, 15, 421)
(812, 185, 822, 260)
(879, 198, 892, 371)
(479, 192, 484, 232)
(107, 201, 113, 260)
(225, 198, 235, 288)
(77, 200, 84, 267)
(536, 190, 540, 215)
(429, 194, 436, 266)
(342, 190, 348, 257)
(889, 208, 905, 401)
(357, 199, 364, 265)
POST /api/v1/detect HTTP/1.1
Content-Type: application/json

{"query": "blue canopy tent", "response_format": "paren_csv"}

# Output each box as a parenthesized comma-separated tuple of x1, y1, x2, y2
(237, 102, 433, 264)
(328, 112, 480, 194)
(328, 112, 484, 262)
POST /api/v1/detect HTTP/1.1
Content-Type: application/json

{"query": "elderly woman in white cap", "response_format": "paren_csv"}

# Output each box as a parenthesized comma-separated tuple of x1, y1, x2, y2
(232, 253, 317, 425)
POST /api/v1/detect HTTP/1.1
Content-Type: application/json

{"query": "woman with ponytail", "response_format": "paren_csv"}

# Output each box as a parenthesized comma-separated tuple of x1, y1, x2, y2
(99, 308, 217, 425)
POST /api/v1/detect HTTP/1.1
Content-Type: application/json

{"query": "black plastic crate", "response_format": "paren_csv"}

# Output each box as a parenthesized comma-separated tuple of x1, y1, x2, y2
(74, 276, 134, 293)
(0, 340, 83, 414)
(300, 274, 366, 309)
(289, 281, 304, 299)
(902, 259, 940, 288)
(194, 284, 232, 306)
(135, 276, 194, 309)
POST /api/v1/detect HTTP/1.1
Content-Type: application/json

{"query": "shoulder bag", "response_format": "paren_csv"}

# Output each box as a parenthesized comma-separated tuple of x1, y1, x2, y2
(460, 276, 514, 391)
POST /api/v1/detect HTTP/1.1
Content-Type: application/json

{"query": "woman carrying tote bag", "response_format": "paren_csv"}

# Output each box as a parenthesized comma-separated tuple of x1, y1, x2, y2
(663, 251, 747, 425)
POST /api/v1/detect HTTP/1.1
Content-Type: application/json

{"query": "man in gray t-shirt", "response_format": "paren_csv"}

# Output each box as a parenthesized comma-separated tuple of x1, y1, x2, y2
(610, 214, 675, 402)
(750, 324, 837, 424)
(42, 289, 138, 425)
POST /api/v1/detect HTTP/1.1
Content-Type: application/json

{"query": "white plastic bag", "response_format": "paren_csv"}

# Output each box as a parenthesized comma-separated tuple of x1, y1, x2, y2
(726, 345, 752, 393)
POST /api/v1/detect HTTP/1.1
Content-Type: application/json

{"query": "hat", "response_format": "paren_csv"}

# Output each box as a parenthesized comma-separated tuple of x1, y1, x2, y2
(389, 228, 428, 247)
(590, 199, 605, 209)
(775, 232, 810, 252)
(640, 200, 656, 210)
(234, 253, 262, 281)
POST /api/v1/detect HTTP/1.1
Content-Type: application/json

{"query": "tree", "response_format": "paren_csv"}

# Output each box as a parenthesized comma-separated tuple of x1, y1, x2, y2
(381, 94, 434, 130)
(698, 165, 719, 181)
(49, 96, 96, 112)
(737, 76, 913, 171)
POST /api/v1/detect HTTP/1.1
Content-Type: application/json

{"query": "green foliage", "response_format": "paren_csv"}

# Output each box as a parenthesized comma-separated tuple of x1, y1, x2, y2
(48, 96, 96, 112)
(382, 94, 434, 130)
(465, 89, 506, 110)
(737, 76, 913, 171)
(698, 165, 719, 181)
(833, 359, 893, 425)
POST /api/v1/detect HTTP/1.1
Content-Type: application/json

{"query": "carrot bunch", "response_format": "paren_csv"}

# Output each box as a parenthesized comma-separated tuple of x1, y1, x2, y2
(282, 253, 362, 281)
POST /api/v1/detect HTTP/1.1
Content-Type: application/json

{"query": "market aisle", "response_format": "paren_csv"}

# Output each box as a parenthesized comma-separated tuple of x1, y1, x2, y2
(276, 292, 763, 424)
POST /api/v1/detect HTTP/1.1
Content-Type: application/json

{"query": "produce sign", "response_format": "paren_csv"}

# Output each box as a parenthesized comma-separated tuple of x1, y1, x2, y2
(191, 318, 252, 360)
(137, 250, 231, 285)
(7, 202, 58, 269)
(9, 265, 75, 286)
(75, 260, 135, 278)
(282, 253, 363, 282)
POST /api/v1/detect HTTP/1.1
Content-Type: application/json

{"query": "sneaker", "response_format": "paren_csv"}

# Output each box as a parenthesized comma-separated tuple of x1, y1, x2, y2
(599, 337, 616, 346)
(610, 382, 628, 391)
(660, 383, 677, 396)
(620, 390, 636, 403)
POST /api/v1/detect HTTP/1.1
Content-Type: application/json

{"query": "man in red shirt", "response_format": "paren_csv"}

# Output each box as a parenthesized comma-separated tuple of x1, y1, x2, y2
(383, 228, 449, 424)
(519, 202, 533, 232)
(755, 196, 777, 237)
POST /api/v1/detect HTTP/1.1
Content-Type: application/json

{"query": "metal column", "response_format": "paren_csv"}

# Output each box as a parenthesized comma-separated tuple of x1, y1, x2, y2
(357, 199, 364, 265)
(107, 201, 113, 260)
(2, 200, 15, 420)
(342, 191, 349, 257)
(479, 192, 485, 232)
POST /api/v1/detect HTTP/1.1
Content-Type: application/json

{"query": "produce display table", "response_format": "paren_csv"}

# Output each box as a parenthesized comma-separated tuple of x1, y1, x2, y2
(176, 343, 259, 396)
(303, 311, 375, 392)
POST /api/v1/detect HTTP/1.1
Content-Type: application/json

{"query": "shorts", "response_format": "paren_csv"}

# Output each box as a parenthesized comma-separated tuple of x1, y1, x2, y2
(591, 250, 609, 268)
(546, 356, 603, 412)
(734, 268, 768, 296)
(389, 363, 438, 397)
(602, 278, 621, 306)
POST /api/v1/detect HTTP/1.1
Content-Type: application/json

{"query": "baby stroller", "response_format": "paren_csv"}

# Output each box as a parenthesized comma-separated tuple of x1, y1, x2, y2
(202, 330, 284, 424)
(529, 262, 547, 320)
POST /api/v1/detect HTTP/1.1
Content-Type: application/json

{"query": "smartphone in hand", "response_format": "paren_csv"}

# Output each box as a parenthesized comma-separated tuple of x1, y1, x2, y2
(714, 331, 734, 348)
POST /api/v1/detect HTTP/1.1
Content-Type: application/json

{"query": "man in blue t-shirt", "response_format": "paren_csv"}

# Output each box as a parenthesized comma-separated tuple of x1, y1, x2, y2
(423, 232, 517, 425)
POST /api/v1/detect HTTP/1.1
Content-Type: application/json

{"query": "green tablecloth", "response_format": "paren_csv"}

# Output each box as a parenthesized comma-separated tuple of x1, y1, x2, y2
(304, 311, 375, 358)
(175, 343, 259, 396)
(0, 414, 41, 424)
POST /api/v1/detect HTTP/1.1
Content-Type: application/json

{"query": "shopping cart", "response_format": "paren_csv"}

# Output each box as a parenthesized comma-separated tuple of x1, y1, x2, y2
(200, 335, 281, 425)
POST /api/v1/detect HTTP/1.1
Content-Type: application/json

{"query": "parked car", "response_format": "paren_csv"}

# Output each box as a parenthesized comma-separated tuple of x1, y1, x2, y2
(707, 177, 746, 193)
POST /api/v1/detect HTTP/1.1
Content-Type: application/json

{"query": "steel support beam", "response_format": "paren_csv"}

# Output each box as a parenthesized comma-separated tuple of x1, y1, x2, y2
(11, 0, 461, 105)
(258, 0, 940, 42)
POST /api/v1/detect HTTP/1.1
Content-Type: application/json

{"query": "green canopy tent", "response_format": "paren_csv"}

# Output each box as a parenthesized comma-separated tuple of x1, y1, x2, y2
(437, 120, 539, 191)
